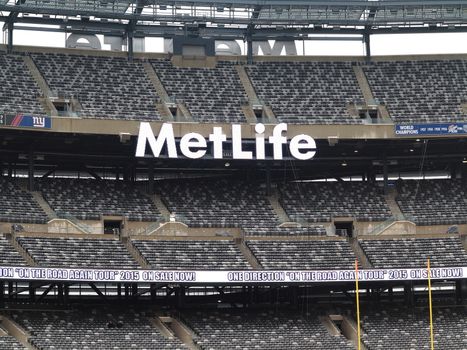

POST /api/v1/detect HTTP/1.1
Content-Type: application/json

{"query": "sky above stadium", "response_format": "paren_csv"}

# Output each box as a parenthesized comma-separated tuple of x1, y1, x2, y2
(1, 26, 467, 55)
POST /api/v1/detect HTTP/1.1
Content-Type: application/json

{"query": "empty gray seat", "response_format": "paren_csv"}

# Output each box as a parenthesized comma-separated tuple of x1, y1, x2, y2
(247, 239, 357, 270)
(359, 236, 467, 269)
(10, 309, 186, 350)
(133, 239, 251, 270)
(17, 236, 140, 269)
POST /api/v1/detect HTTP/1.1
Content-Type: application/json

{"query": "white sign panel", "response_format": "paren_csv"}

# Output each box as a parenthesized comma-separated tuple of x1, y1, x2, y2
(0, 266, 464, 284)
(135, 123, 317, 161)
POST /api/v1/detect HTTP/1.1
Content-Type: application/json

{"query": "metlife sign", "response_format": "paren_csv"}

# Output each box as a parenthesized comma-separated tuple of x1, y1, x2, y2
(135, 122, 317, 161)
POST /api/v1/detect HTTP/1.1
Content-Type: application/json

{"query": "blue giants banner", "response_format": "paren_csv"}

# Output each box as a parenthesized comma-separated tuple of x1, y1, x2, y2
(1, 114, 52, 129)
(395, 123, 467, 136)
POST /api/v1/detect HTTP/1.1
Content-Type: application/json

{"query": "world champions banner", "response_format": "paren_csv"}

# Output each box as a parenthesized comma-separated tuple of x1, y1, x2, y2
(0, 266, 464, 284)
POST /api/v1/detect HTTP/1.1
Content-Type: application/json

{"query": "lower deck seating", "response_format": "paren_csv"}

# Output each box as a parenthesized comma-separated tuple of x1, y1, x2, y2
(246, 239, 357, 270)
(10, 309, 186, 350)
(359, 236, 467, 269)
(361, 307, 467, 350)
(0, 335, 26, 350)
(132, 240, 251, 270)
(16, 236, 140, 269)
(0, 235, 26, 266)
(183, 309, 354, 349)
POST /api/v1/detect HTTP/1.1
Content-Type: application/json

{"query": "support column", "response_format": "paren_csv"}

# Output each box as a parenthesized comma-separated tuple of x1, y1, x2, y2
(176, 286, 185, 308)
(57, 284, 64, 304)
(8, 282, 13, 301)
(28, 150, 34, 191)
(127, 31, 134, 62)
(246, 36, 253, 64)
(29, 284, 35, 302)
(64, 284, 69, 304)
(404, 282, 413, 306)
(364, 32, 371, 61)
(131, 283, 138, 298)
(7, 21, 13, 54)
(148, 161, 154, 194)
(265, 167, 271, 196)
(117, 283, 122, 299)
(383, 155, 389, 195)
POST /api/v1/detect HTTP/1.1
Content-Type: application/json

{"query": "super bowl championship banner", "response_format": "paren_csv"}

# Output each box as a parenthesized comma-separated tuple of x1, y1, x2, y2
(395, 123, 467, 136)
(0, 266, 464, 284)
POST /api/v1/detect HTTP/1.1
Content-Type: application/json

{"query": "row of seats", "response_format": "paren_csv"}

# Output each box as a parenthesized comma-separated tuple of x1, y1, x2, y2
(247, 239, 357, 270)
(37, 178, 161, 221)
(158, 179, 281, 229)
(183, 309, 355, 349)
(3, 51, 467, 124)
(31, 53, 161, 121)
(0, 335, 26, 350)
(279, 181, 392, 222)
(3, 306, 467, 350)
(152, 59, 248, 123)
(363, 60, 467, 124)
(16, 236, 140, 269)
(3, 235, 467, 270)
(245, 61, 364, 124)
(0, 53, 46, 117)
(10, 309, 185, 350)
(359, 237, 467, 269)
(132, 239, 251, 270)
(0, 235, 26, 266)
(0, 178, 48, 224)
(361, 307, 467, 350)
(2, 177, 467, 228)
(396, 179, 467, 226)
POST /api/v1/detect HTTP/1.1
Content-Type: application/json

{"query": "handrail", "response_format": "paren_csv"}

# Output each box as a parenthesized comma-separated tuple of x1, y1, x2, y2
(366, 214, 415, 236)
(59, 213, 99, 234)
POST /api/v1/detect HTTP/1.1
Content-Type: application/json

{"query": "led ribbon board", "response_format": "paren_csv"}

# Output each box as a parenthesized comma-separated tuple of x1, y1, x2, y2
(135, 122, 317, 160)
(0, 266, 463, 284)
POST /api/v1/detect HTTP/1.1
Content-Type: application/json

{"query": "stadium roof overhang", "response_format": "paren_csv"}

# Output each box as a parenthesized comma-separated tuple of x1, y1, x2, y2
(0, 127, 466, 181)
(2, 1, 467, 41)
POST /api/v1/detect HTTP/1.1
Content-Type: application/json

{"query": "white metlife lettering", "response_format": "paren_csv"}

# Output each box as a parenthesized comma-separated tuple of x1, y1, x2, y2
(208, 127, 227, 159)
(135, 122, 317, 160)
(232, 124, 253, 160)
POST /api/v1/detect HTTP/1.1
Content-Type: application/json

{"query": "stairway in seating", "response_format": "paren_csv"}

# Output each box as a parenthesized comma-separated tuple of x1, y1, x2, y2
(235, 239, 262, 269)
(352, 65, 391, 122)
(385, 188, 404, 218)
(23, 55, 57, 116)
(7, 234, 36, 266)
(31, 191, 56, 220)
(235, 65, 278, 123)
(121, 237, 150, 269)
(0, 315, 38, 350)
(142, 62, 173, 121)
(151, 193, 171, 222)
(156, 316, 200, 350)
(349, 237, 372, 269)
(267, 188, 290, 224)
